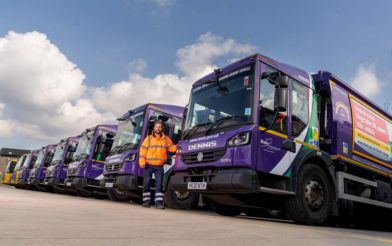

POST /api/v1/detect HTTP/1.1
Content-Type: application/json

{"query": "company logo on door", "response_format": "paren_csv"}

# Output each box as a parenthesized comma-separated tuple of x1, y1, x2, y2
(188, 141, 217, 151)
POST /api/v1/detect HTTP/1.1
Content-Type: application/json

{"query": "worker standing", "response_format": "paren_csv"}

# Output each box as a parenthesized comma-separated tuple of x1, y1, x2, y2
(139, 120, 177, 209)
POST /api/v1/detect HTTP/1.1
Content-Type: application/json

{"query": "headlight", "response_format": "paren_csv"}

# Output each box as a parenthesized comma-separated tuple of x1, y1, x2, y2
(124, 154, 136, 162)
(176, 146, 182, 155)
(79, 161, 87, 168)
(228, 132, 251, 146)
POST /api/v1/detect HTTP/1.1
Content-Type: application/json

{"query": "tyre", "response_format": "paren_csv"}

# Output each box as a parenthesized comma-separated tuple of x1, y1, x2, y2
(209, 200, 243, 217)
(76, 189, 92, 197)
(286, 163, 332, 225)
(164, 179, 198, 209)
(107, 189, 132, 202)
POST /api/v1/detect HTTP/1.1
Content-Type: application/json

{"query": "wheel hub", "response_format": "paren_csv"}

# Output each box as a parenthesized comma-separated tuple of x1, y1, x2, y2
(304, 180, 324, 210)
(174, 191, 190, 200)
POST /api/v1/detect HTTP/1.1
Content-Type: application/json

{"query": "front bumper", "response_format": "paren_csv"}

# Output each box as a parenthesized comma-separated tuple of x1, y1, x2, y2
(170, 168, 259, 194)
(44, 177, 59, 186)
(100, 174, 139, 190)
(27, 177, 40, 185)
(64, 176, 87, 188)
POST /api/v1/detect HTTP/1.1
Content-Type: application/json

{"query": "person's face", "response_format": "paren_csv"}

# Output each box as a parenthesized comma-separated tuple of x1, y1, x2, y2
(154, 123, 163, 134)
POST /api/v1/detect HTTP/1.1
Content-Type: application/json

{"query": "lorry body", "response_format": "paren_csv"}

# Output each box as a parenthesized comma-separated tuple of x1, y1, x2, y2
(10, 154, 28, 185)
(100, 103, 198, 208)
(65, 125, 117, 197)
(2, 159, 17, 184)
(44, 136, 79, 193)
(27, 144, 56, 191)
(15, 150, 39, 189)
(171, 53, 392, 225)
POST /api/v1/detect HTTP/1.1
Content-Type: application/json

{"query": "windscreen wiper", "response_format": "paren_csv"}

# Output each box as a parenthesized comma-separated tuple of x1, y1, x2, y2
(183, 122, 212, 139)
(204, 115, 245, 135)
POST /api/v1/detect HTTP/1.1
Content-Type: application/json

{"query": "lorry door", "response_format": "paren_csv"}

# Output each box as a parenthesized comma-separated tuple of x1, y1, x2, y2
(257, 64, 293, 176)
(285, 79, 315, 176)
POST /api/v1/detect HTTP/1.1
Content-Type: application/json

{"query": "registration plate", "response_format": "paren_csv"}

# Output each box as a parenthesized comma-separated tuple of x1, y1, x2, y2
(187, 182, 207, 190)
(105, 182, 114, 188)
(66, 182, 71, 187)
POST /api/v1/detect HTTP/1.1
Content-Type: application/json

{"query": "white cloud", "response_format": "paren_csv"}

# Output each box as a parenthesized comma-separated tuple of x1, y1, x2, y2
(351, 65, 380, 98)
(128, 58, 147, 73)
(0, 31, 255, 147)
(0, 31, 111, 143)
(91, 32, 256, 117)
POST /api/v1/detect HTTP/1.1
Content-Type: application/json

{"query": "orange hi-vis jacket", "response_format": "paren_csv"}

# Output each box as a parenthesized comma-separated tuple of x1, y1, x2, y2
(139, 133, 176, 167)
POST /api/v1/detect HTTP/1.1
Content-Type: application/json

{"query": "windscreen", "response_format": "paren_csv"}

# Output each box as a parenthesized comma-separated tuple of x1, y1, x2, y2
(73, 131, 94, 161)
(20, 154, 31, 170)
(184, 65, 254, 138)
(51, 142, 66, 165)
(33, 150, 45, 168)
(111, 111, 145, 152)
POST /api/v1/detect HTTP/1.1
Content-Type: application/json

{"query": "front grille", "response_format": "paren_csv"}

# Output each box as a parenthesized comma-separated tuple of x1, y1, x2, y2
(182, 148, 226, 164)
(68, 168, 78, 176)
(105, 163, 123, 172)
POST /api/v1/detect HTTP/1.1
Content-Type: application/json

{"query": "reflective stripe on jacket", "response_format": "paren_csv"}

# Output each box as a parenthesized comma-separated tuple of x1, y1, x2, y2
(139, 133, 176, 167)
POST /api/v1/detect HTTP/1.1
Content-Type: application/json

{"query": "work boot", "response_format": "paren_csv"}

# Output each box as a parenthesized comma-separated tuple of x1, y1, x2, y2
(155, 203, 165, 209)
(142, 202, 151, 208)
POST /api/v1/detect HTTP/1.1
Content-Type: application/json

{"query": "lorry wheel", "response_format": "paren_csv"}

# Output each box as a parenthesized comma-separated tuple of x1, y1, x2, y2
(76, 189, 91, 197)
(286, 163, 332, 225)
(164, 179, 198, 209)
(209, 200, 242, 217)
(107, 189, 132, 202)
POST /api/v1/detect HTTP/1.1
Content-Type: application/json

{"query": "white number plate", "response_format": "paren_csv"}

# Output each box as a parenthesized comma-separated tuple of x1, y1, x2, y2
(105, 182, 114, 188)
(66, 182, 71, 187)
(187, 182, 207, 190)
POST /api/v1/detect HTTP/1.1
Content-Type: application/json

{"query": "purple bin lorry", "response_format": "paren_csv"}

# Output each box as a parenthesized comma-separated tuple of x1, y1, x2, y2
(27, 144, 56, 191)
(171, 53, 392, 225)
(65, 124, 117, 197)
(15, 150, 39, 189)
(44, 136, 80, 193)
(101, 103, 198, 208)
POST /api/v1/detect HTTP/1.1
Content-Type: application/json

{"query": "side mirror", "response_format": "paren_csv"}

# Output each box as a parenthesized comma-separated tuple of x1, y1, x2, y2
(274, 87, 287, 112)
(68, 145, 77, 152)
(106, 132, 115, 139)
(274, 75, 289, 112)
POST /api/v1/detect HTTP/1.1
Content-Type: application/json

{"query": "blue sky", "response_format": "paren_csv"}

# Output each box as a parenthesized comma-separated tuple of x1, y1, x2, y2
(0, 0, 391, 148)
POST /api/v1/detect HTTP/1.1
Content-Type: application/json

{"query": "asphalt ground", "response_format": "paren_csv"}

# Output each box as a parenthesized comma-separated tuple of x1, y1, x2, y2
(0, 184, 391, 246)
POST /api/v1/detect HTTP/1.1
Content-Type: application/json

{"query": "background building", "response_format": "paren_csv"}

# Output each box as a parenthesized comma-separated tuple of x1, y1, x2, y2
(0, 148, 30, 174)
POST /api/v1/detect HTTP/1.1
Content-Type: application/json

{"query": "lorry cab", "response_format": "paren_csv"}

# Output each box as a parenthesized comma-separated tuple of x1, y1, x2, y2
(44, 136, 79, 193)
(2, 159, 17, 184)
(27, 145, 56, 191)
(171, 53, 327, 222)
(16, 150, 39, 189)
(10, 154, 28, 186)
(100, 103, 198, 208)
(65, 125, 117, 197)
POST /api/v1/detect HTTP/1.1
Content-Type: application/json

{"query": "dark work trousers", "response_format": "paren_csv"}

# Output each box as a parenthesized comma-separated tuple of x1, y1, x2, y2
(142, 164, 164, 205)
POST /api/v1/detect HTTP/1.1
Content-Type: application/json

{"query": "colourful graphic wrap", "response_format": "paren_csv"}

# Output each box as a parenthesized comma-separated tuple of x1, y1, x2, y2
(350, 96, 392, 163)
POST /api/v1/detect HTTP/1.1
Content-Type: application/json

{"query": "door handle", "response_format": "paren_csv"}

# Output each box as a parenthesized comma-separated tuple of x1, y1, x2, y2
(282, 139, 296, 152)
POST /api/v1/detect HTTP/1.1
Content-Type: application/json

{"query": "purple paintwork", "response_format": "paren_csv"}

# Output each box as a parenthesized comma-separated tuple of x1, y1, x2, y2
(45, 136, 80, 185)
(175, 53, 310, 176)
(18, 149, 39, 185)
(313, 71, 392, 175)
(66, 124, 117, 189)
(27, 145, 56, 185)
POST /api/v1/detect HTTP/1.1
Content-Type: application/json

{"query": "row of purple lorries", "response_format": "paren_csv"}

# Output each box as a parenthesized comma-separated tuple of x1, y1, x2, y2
(10, 53, 392, 226)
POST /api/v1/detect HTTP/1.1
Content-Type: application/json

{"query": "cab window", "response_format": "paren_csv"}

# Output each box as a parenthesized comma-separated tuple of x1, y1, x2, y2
(147, 111, 171, 136)
(291, 80, 309, 136)
(172, 117, 182, 144)
(260, 78, 287, 134)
